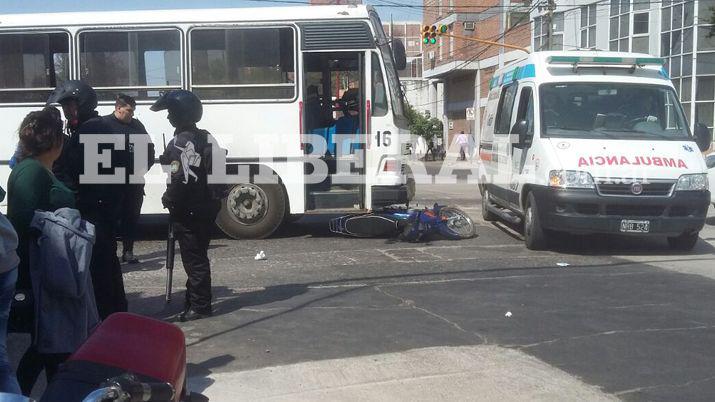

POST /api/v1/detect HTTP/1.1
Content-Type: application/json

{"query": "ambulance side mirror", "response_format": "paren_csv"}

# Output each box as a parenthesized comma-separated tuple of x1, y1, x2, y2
(694, 123, 712, 152)
(511, 120, 531, 147)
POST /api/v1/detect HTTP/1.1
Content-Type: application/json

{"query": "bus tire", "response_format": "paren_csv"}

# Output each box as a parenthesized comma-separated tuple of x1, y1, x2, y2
(216, 183, 286, 239)
(523, 192, 549, 250)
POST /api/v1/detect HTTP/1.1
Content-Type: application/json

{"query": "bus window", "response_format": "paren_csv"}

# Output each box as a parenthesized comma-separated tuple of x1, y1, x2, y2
(79, 29, 181, 101)
(190, 27, 295, 101)
(368, 12, 405, 121)
(0, 32, 69, 104)
(371, 53, 388, 117)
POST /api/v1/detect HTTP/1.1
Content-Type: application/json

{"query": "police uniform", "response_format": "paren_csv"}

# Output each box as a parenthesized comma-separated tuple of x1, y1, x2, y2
(152, 90, 222, 320)
(47, 81, 129, 320)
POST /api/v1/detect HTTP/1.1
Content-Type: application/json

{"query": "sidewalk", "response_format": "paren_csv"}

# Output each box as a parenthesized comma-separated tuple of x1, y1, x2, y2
(188, 346, 615, 401)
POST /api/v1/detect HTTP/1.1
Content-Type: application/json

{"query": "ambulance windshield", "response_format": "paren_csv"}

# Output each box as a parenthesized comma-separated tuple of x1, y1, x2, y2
(539, 83, 690, 140)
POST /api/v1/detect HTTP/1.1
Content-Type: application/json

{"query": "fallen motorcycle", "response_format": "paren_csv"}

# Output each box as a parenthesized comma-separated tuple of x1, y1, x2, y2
(329, 204, 476, 241)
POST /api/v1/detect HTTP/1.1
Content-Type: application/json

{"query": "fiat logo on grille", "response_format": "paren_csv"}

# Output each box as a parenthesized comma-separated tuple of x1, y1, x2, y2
(631, 182, 643, 195)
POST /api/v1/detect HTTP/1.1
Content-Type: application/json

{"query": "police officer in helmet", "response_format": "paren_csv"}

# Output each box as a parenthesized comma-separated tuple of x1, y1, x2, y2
(152, 90, 223, 322)
(46, 80, 130, 320)
(46, 80, 99, 190)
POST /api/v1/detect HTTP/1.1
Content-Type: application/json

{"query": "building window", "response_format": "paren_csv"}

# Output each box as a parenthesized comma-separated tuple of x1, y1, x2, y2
(533, 13, 563, 51)
(580, 3, 597, 49)
(609, 0, 630, 51)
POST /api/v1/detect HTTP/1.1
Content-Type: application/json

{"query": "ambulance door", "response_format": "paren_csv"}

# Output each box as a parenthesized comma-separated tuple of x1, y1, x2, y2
(508, 84, 535, 211)
(490, 82, 519, 207)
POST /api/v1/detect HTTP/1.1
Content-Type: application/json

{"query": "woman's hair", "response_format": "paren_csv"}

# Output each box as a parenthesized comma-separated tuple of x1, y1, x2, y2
(17, 107, 64, 161)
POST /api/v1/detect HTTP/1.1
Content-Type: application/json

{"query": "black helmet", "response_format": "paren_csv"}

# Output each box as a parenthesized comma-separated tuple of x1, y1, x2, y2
(46, 80, 98, 120)
(150, 90, 203, 127)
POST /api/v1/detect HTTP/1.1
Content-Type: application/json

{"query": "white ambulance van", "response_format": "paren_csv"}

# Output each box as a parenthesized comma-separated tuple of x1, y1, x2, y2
(478, 51, 712, 251)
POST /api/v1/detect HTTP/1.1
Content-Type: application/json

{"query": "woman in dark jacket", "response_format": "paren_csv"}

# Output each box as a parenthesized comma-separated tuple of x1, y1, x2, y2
(7, 107, 75, 395)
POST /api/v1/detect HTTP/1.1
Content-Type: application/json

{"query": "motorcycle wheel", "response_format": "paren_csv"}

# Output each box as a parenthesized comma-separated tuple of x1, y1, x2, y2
(438, 207, 476, 239)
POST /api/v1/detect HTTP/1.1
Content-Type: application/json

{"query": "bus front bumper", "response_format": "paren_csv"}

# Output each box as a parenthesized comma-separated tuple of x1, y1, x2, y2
(530, 186, 709, 236)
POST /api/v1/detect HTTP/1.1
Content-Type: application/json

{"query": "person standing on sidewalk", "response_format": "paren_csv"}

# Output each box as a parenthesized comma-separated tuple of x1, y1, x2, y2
(455, 131, 468, 161)
(105, 94, 155, 264)
(152, 90, 223, 322)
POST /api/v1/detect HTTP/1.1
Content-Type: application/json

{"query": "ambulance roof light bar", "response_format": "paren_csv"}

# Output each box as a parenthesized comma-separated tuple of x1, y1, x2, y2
(547, 55, 664, 73)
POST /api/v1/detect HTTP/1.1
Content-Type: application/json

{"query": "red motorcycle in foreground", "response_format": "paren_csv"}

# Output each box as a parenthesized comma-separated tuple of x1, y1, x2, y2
(25, 312, 206, 402)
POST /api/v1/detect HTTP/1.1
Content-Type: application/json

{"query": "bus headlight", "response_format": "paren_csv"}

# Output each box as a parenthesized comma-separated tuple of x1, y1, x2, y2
(675, 174, 708, 191)
(549, 170, 595, 189)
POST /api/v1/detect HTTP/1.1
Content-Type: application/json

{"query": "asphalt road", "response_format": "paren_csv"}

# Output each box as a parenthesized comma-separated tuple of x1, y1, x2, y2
(12, 160, 715, 401)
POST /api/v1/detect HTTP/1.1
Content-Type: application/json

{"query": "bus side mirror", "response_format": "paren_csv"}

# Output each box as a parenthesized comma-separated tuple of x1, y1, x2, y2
(511, 120, 530, 146)
(694, 123, 712, 152)
(391, 39, 407, 71)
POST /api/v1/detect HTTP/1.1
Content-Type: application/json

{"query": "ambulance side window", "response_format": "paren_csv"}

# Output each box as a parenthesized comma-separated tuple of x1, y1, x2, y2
(494, 84, 518, 134)
(514, 87, 534, 136)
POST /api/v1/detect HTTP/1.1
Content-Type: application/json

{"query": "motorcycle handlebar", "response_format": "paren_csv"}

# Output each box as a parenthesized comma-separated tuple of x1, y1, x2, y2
(82, 376, 175, 402)
(124, 381, 175, 402)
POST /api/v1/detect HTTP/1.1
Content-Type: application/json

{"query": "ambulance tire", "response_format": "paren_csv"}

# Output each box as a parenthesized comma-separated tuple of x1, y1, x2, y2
(481, 187, 498, 222)
(216, 183, 286, 239)
(667, 231, 699, 251)
(524, 192, 550, 250)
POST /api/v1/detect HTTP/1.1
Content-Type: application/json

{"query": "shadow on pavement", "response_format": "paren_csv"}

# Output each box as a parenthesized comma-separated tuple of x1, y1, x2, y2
(186, 354, 235, 394)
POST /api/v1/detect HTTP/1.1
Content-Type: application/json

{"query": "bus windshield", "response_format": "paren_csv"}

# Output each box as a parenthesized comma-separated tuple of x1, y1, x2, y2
(539, 83, 691, 141)
(369, 12, 405, 120)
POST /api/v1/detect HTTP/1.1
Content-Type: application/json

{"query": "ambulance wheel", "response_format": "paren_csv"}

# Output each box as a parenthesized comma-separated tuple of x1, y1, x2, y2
(481, 187, 498, 222)
(524, 192, 549, 250)
(216, 183, 286, 239)
(667, 231, 699, 251)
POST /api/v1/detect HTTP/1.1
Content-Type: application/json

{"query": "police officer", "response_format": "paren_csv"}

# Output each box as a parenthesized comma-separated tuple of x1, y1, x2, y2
(46, 80, 129, 320)
(151, 90, 222, 322)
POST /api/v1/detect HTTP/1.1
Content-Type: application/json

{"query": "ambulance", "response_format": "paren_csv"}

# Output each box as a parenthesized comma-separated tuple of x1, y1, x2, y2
(478, 51, 712, 251)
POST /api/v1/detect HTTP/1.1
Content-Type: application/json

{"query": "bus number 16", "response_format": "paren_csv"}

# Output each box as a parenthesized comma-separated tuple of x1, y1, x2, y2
(375, 131, 391, 147)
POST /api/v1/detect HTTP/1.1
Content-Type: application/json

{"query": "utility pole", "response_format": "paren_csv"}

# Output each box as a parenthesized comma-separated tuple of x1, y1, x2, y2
(544, 0, 556, 51)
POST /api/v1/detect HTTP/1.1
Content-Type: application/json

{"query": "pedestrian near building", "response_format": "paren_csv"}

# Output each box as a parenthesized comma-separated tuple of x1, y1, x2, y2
(47, 81, 129, 320)
(106, 94, 155, 264)
(7, 107, 76, 394)
(456, 131, 468, 161)
(151, 90, 223, 322)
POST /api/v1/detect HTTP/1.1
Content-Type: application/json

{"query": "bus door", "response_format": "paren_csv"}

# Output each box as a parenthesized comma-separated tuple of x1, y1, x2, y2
(302, 51, 366, 211)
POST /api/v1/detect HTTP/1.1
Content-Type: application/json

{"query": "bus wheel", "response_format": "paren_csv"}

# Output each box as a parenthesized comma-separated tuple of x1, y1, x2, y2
(216, 183, 286, 239)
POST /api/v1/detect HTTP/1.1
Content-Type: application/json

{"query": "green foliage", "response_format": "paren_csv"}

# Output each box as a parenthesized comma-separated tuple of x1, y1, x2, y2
(405, 104, 443, 141)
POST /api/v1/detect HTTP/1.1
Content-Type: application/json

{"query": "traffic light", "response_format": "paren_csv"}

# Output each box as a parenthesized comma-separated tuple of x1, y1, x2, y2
(422, 24, 449, 45)
(421, 25, 438, 45)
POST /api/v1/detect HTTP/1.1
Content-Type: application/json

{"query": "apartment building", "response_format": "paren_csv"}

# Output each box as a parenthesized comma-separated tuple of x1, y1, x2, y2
(531, 0, 715, 137)
(420, 0, 532, 148)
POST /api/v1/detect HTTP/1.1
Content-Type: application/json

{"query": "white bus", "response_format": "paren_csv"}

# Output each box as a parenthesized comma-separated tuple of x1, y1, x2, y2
(0, 5, 411, 239)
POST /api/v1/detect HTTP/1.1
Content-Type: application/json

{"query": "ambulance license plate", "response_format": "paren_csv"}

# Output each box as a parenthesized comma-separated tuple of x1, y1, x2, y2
(620, 220, 650, 233)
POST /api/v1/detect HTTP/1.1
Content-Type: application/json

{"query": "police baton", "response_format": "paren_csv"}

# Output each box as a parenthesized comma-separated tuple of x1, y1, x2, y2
(162, 132, 175, 304)
(165, 215, 175, 304)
